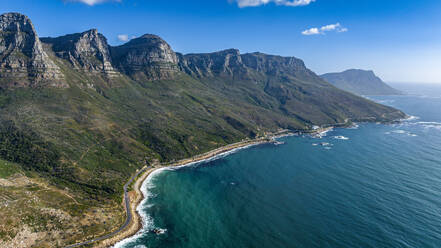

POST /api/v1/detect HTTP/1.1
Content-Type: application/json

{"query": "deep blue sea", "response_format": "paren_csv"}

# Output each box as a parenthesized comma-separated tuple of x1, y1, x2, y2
(116, 83, 441, 248)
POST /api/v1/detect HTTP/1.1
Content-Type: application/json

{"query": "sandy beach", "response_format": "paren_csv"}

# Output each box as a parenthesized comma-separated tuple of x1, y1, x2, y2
(94, 131, 292, 247)
(65, 126, 345, 248)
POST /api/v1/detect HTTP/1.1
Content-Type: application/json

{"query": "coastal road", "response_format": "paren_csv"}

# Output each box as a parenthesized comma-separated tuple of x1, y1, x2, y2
(65, 166, 150, 248)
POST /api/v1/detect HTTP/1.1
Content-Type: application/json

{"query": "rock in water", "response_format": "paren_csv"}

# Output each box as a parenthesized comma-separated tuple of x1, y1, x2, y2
(111, 34, 179, 81)
(41, 29, 118, 77)
(0, 13, 65, 88)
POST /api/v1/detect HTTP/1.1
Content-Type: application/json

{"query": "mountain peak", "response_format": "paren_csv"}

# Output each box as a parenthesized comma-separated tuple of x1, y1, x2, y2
(0, 12, 65, 87)
(344, 69, 374, 74)
(111, 33, 179, 81)
(139, 33, 162, 39)
(85, 28, 98, 34)
(79, 29, 100, 39)
(0, 12, 32, 27)
(125, 34, 169, 46)
(41, 29, 117, 76)
(217, 48, 240, 55)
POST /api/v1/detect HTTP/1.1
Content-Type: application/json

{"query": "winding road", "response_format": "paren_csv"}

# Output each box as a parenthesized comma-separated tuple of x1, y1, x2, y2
(65, 166, 149, 248)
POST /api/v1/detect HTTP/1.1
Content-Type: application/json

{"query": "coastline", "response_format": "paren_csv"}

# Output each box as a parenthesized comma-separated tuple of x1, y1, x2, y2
(98, 130, 292, 247)
(96, 166, 155, 248)
(74, 124, 368, 247)
(93, 124, 368, 247)
(90, 118, 397, 247)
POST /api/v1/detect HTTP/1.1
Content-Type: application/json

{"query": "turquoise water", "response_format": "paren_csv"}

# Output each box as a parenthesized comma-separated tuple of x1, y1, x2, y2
(116, 84, 441, 248)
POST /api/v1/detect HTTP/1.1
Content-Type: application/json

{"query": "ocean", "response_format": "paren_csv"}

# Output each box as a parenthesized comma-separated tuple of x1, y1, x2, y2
(115, 83, 441, 248)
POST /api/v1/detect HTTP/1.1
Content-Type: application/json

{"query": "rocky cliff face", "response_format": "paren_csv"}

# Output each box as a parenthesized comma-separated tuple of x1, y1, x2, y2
(0, 13, 321, 85)
(178, 49, 320, 83)
(111, 34, 179, 81)
(0, 11, 403, 98)
(241, 52, 317, 80)
(41, 29, 117, 77)
(0, 13, 65, 87)
(178, 49, 247, 78)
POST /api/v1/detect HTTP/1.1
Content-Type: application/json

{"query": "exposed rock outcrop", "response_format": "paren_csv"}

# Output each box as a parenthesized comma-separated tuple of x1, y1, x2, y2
(241, 52, 317, 80)
(0, 12, 318, 85)
(178, 49, 320, 82)
(111, 34, 179, 81)
(0, 13, 65, 87)
(41, 29, 118, 77)
(178, 49, 247, 78)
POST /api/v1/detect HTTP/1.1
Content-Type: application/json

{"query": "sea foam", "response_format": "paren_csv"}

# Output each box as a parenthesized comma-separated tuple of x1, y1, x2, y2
(403, 115, 420, 121)
(333, 136, 349, 140)
(113, 142, 264, 248)
(113, 167, 167, 248)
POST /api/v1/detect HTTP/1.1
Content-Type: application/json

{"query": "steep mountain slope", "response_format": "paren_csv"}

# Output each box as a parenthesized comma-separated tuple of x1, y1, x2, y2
(321, 69, 402, 95)
(0, 13, 65, 87)
(0, 12, 405, 247)
(178, 51, 402, 124)
(41, 29, 118, 76)
(110, 34, 179, 81)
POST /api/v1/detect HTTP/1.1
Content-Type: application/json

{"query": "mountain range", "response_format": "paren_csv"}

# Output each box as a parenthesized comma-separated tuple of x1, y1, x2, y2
(0, 12, 405, 247)
(321, 69, 403, 96)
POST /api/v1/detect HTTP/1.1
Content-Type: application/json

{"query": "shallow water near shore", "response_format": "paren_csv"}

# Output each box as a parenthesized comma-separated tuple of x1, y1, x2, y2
(115, 83, 441, 248)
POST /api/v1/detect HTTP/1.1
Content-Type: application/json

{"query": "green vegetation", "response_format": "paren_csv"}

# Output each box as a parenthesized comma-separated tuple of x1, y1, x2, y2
(0, 69, 405, 204)
(0, 121, 60, 173)
(0, 159, 21, 178)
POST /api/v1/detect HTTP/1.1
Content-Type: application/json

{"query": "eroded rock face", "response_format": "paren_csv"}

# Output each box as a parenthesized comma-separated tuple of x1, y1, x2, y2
(241, 53, 306, 75)
(41, 29, 118, 77)
(111, 34, 179, 81)
(0, 12, 320, 86)
(0, 13, 65, 87)
(177, 49, 318, 82)
(178, 49, 248, 78)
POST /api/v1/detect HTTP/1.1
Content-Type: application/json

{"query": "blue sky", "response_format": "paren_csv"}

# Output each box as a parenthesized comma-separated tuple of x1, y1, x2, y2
(2, 0, 441, 83)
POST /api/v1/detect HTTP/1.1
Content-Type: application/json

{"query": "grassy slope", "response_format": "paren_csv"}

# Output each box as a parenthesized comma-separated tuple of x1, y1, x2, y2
(0, 69, 403, 199)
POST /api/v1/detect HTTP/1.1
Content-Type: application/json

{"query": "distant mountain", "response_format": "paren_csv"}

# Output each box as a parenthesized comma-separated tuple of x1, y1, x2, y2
(0, 12, 406, 247)
(321, 69, 402, 96)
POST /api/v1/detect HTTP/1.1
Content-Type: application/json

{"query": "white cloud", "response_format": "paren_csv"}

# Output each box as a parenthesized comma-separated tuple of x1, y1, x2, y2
(117, 34, 129, 42)
(302, 23, 348, 35)
(320, 23, 340, 32)
(302, 27, 320, 35)
(67, 0, 120, 6)
(234, 0, 315, 8)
